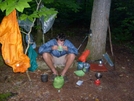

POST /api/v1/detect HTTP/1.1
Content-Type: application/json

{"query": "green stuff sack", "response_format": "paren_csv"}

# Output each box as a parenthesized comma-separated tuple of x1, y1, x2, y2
(53, 76, 64, 89)
(74, 70, 85, 77)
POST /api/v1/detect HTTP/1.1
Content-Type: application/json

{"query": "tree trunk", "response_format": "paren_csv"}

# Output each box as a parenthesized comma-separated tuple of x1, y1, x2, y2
(86, 0, 111, 61)
(36, 19, 43, 46)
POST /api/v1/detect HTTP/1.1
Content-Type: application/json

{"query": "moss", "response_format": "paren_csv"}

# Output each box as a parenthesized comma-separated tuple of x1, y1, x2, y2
(0, 92, 12, 101)
(0, 92, 18, 101)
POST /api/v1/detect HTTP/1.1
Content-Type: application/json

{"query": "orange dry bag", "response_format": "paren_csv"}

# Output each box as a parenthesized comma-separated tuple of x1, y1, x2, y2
(0, 10, 30, 73)
(78, 50, 90, 62)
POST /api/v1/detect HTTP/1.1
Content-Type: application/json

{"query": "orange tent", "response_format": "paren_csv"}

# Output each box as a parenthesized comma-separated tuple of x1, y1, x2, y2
(0, 10, 30, 73)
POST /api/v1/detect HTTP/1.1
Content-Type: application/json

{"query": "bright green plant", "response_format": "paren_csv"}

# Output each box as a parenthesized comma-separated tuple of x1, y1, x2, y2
(0, 0, 58, 22)
(0, 0, 32, 16)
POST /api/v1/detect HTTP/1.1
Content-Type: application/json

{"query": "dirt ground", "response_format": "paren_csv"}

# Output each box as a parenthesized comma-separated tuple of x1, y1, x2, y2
(0, 35, 134, 101)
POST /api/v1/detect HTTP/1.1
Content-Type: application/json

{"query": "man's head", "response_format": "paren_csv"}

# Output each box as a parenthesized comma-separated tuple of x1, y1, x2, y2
(56, 34, 66, 45)
(56, 33, 66, 41)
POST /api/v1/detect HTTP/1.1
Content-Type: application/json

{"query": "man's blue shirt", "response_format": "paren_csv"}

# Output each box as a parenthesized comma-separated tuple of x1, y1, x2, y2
(38, 39, 78, 57)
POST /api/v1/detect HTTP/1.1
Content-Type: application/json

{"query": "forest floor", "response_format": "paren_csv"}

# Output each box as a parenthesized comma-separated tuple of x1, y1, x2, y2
(0, 28, 134, 101)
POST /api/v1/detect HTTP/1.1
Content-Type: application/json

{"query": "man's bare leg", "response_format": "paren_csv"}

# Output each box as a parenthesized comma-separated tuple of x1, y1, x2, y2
(42, 53, 58, 75)
(61, 54, 75, 76)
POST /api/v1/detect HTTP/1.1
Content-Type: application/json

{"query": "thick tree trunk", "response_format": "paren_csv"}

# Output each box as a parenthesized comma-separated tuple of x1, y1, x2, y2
(86, 0, 111, 61)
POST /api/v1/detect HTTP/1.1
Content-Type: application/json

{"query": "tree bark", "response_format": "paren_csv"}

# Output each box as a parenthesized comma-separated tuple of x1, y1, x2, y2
(86, 0, 111, 61)
(36, 19, 43, 46)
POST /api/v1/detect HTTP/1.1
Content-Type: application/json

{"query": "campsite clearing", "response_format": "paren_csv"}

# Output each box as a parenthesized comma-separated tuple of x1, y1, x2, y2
(0, 34, 134, 101)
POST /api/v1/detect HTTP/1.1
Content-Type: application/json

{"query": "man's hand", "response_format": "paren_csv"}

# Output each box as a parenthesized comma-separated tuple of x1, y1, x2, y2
(52, 45, 58, 50)
(62, 46, 68, 51)
(52, 45, 68, 51)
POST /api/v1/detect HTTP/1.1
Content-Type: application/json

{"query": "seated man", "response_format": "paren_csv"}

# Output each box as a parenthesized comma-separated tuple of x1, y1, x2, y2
(38, 33, 78, 80)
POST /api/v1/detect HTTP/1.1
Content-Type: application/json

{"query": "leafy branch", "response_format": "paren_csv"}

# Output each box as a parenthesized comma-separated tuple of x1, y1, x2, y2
(0, 0, 58, 81)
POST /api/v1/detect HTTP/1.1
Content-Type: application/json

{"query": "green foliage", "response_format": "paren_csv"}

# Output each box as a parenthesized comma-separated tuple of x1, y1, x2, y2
(112, 17, 134, 43)
(44, 0, 93, 27)
(110, 0, 134, 43)
(112, 30, 132, 44)
(0, 0, 58, 23)
(19, 6, 58, 22)
(44, 0, 81, 19)
(42, 0, 54, 4)
(0, 0, 32, 16)
(50, 0, 81, 12)
(0, 0, 92, 27)
(38, 7, 58, 20)
(15, 0, 31, 12)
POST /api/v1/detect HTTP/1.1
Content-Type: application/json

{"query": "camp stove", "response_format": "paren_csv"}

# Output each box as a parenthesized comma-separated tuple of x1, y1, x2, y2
(94, 72, 102, 86)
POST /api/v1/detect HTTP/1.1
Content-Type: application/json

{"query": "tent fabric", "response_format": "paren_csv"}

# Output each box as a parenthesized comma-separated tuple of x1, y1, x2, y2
(18, 19, 32, 32)
(28, 45, 38, 72)
(0, 10, 30, 73)
(40, 14, 56, 34)
(39, 4, 56, 34)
